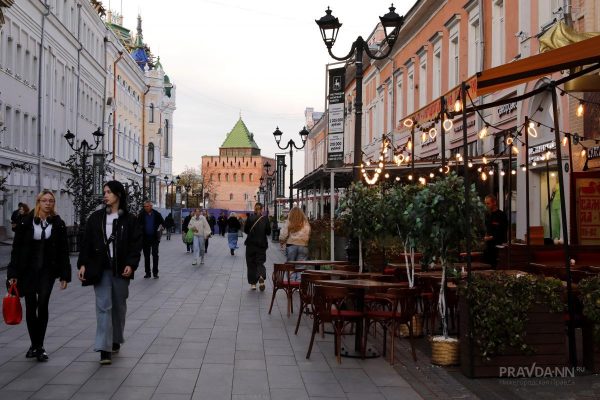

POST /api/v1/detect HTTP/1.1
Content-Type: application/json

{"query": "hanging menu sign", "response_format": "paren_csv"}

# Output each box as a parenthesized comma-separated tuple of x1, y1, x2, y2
(276, 154, 286, 198)
(327, 67, 345, 168)
(92, 154, 105, 196)
(576, 177, 600, 245)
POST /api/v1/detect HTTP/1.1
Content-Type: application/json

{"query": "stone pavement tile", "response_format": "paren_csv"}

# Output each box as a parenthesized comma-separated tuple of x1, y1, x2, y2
(70, 392, 112, 400)
(155, 368, 200, 394)
(332, 368, 379, 393)
(2, 366, 60, 392)
(201, 352, 234, 364)
(303, 382, 346, 398)
(111, 386, 156, 400)
(29, 384, 79, 399)
(235, 350, 265, 360)
(48, 361, 99, 385)
(301, 370, 337, 384)
(235, 359, 266, 370)
(270, 388, 310, 400)
(77, 377, 123, 395)
(193, 363, 233, 399)
(346, 393, 387, 400)
(232, 369, 270, 396)
(0, 389, 34, 399)
(151, 394, 192, 400)
(182, 328, 212, 343)
(139, 352, 175, 364)
(266, 355, 297, 367)
(232, 395, 271, 400)
(0, 361, 35, 386)
(379, 386, 424, 400)
(122, 363, 168, 387)
(267, 365, 304, 389)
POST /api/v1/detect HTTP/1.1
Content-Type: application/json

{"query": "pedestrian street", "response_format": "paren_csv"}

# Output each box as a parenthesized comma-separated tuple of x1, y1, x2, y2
(0, 234, 422, 400)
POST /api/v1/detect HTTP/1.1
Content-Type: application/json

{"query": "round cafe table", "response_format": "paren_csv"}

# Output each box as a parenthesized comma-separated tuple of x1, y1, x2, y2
(315, 279, 408, 358)
(286, 259, 350, 271)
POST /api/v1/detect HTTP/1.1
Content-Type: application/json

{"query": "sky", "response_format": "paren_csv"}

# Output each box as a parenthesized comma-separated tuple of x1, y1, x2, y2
(114, 0, 413, 184)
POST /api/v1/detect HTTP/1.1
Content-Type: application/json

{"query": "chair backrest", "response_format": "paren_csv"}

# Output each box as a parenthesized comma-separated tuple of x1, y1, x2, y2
(300, 272, 330, 303)
(272, 263, 295, 285)
(387, 287, 420, 318)
(313, 284, 349, 323)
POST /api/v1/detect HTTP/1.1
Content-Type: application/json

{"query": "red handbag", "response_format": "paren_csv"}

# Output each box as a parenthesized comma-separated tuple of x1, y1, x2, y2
(3, 282, 22, 325)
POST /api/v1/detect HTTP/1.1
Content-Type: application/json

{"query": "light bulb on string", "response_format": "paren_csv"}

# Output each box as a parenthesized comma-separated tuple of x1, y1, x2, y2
(378, 162, 383, 168)
(562, 137, 568, 147)
(483, 156, 488, 165)
(481, 171, 487, 181)
(468, 161, 473, 168)
(439, 167, 444, 173)
(429, 127, 437, 139)
(577, 102, 584, 117)
(527, 124, 538, 138)
(407, 139, 412, 150)
(500, 170, 506, 176)
(384, 173, 390, 179)
(379, 155, 384, 161)
(479, 126, 488, 139)
(489, 170, 494, 176)
(546, 151, 552, 160)
(403, 118, 414, 128)
(506, 137, 513, 145)
(454, 98, 462, 113)
(455, 153, 461, 160)
(429, 172, 434, 178)
(376, 168, 382, 174)
(550, 172, 556, 177)
(477, 167, 483, 172)
(512, 146, 519, 154)
(521, 165, 527, 172)
(532, 161, 537, 167)
(395, 177, 400, 182)
(581, 149, 587, 157)
(366, 161, 371, 166)
(408, 174, 413, 181)
(511, 170, 516, 175)
(361, 168, 366, 173)
(443, 119, 453, 132)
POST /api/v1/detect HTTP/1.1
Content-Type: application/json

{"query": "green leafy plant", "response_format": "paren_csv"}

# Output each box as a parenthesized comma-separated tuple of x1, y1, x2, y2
(578, 275, 600, 345)
(338, 182, 384, 271)
(462, 273, 564, 359)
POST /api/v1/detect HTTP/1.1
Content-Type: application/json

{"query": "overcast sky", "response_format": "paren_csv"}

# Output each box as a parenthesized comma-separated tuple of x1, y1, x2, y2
(115, 0, 413, 182)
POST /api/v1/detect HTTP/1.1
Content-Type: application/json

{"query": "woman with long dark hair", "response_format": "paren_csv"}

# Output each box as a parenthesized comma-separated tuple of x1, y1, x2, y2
(77, 181, 142, 365)
(8, 190, 71, 362)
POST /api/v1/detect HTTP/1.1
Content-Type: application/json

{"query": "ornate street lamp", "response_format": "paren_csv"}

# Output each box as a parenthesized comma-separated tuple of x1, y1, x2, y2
(273, 126, 309, 209)
(163, 175, 180, 216)
(63, 127, 105, 227)
(316, 5, 404, 181)
(132, 159, 155, 201)
(184, 184, 192, 209)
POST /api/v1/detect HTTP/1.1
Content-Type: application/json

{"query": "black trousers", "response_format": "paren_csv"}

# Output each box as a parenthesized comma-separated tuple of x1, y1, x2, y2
(24, 269, 55, 349)
(245, 245, 267, 284)
(143, 236, 160, 276)
(205, 237, 209, 252)
(483, 241, 499, 269)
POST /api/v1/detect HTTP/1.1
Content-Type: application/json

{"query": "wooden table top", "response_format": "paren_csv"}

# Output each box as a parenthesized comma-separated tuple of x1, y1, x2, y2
(287, 260, 349, 266)
(386, 262, 491, 271)
(302, 270, 370, 278)
(315, 279, 409, 290)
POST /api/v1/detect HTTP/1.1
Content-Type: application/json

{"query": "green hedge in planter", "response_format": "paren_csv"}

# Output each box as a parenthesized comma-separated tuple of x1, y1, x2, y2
(579, 275, 600, 344)
(461, 272, 564, 359)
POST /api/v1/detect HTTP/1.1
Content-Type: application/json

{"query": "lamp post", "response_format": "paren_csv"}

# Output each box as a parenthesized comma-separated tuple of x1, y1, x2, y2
(132, 159, 155, 201)
(316, 5, 404, 182)
(184, 184, 191, 209)
(64, 127, 104, 227)
(263, 161, 276, 218)
(163, 175, 180, 216)
(273, 126, 309, 209)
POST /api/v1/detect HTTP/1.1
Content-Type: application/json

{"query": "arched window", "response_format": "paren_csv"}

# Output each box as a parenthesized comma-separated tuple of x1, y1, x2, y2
(230, 193, 233, 200)
(147, 142, 155, 164)
(164, 119, 170, 157)
(249, 173, 253, 182)
(149, 103, 155, 123)
(218, 173, 221, 182)
(254, 161, 256, 167)
(233, 173, 237, 182)
(214, 161, 217, 166)
(225, 173, 229, 182)
(241, 173, 245, 182)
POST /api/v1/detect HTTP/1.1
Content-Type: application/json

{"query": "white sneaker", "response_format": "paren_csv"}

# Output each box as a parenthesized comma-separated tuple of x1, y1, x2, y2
(192, 259, 197, 265)
(250, 284, 256, 290)
(200, 257, 204, 264)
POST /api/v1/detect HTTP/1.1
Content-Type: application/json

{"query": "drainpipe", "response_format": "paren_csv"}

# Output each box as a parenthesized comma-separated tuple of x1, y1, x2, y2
(112, 51, 124, 166)
(478, 0, 485, 73)
(36, 1, 50, 193)
(75, 3, 82, 136)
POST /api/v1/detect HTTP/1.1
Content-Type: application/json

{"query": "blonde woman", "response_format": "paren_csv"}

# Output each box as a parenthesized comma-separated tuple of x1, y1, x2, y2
(8, 190, 71, 362)
(279, 207, 311, 262)
(188, 208, 211, 265)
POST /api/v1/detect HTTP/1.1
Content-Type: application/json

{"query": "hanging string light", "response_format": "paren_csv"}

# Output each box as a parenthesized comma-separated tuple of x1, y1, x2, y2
(479, 125, 488, 139)
(429, 127, 437, 139)
(576, 101, 584, 117)
(403, 118, 414, 128)
(443, 117, 453, 132)
(562, 136, 568, 147)
(527, 121, 538, 137)
(454, 97, 462, 113)
(481, 171, 487, 181)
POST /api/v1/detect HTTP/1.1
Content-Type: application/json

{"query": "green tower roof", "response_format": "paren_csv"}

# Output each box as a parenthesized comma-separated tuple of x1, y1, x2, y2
(220, 118, 260, 149)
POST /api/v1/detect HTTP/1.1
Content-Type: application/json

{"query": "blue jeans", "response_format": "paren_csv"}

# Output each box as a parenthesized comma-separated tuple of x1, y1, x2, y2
(193, 235, 205, 259)
(94, 270, 129, 352)
(227, 232, 239, 250)
(286, 245, 308, 280)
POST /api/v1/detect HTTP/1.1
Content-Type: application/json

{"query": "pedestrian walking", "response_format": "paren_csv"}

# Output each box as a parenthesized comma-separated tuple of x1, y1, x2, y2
(77, 181, 142, 365)
(244, 203, 271, 291)
(7, 190, 71, 362)
(208, 213, 216, 235)
(137, 201, 164, 278)
(182, 213, 193, 253)
(188, 208, 211, 265)
(164, 212, 175, 240)
(217, 212, 227, 236)
(227, 212, 241, 255)
(279, 206, 311, 262)
(10, 202, 30, 232)
(202, 210, 210, 253)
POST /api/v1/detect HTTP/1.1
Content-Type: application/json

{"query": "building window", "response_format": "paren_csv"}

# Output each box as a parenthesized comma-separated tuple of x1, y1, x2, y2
(229, 193, 233, 200)
(164, 119, 169, 157)
(395, 73, 403, 122)
(448, 28, 460, 87)
(233, 173, 237, 182)
(147, 142, 155, 164)
(149, 103, 154, 122)
(218, 173, 221, 182)
(241, 173, 245, 182)
(407, 64, 415, 114)
(492, 0, 505, 67)
(249, 173, 253, 182)
(418, 53, 427, 108)
(468, 10, 481, 76)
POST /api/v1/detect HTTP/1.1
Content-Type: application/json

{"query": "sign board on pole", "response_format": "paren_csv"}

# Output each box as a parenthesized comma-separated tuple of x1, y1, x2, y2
(276, 154, 286, 198)
(327, 67, 345, 168)
(149, 176, 156, 203)
(92, 154, 104, 196)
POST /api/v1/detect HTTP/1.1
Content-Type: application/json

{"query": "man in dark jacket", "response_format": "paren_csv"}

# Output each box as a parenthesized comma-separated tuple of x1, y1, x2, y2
(137, 201, 164, 278)
(244, 203, 271, 291)
(208, 214, 216, 235)
(217, 213, 227, 236)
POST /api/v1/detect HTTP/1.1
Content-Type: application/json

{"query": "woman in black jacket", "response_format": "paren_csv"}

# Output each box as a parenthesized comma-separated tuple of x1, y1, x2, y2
(7, 190, 71, 362)
(77, 181, 142, 365)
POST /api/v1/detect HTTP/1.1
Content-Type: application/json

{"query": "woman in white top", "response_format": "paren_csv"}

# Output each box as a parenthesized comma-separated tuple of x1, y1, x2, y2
(188, 208, 212, 265)
(279, 207, 311, 262)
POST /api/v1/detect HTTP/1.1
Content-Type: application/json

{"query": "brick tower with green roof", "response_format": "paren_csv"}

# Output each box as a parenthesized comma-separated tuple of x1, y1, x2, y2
(202, 117, 274, 212)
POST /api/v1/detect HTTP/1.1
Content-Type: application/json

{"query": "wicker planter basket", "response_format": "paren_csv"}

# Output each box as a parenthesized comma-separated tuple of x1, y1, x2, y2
(398, 314, 424, 337)
(430, 336, 460, 366)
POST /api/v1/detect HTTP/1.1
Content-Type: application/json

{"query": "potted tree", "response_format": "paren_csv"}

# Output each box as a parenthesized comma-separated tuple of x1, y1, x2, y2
(412, 173, 485, 365)
(579, 275, 600, 373)
(338, 182, 383, 272)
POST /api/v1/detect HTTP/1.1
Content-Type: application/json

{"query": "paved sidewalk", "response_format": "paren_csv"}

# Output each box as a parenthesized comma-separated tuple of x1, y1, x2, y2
(0, 235, 424, 400)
